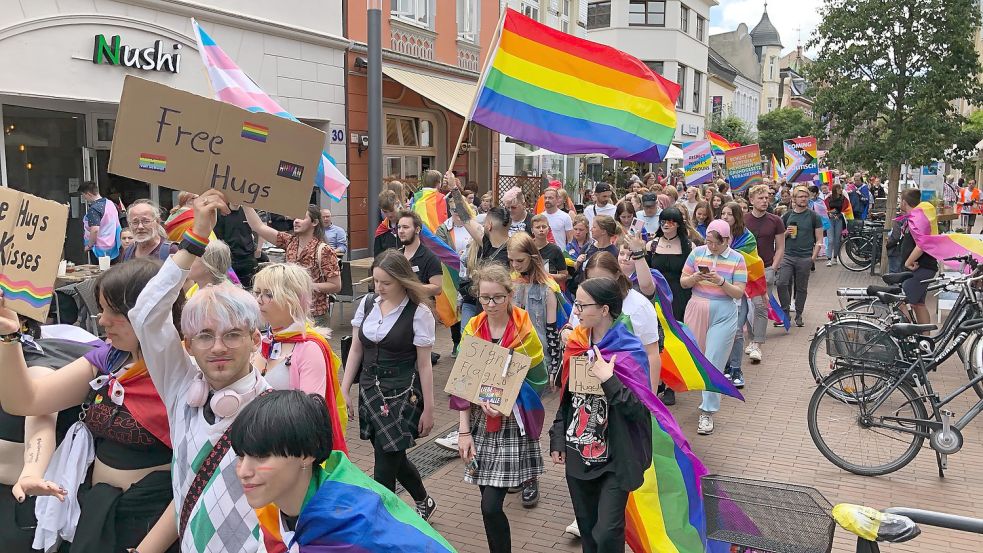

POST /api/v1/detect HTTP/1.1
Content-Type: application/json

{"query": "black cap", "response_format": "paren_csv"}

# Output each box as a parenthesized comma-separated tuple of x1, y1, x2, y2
(595, 182, 612, 193)
(642, 193, 658, 205)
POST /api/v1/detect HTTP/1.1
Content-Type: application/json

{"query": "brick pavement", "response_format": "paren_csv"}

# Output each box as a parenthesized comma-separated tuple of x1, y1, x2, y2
(325, 264, 983, 552)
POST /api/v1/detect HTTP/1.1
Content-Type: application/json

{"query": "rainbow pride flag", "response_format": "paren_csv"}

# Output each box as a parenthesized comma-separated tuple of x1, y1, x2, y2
(0, 275, 53, 309)
(730, 230, 767, 298)
(470, 9, 679, 162)
(819, 169, 833, 186)
(706, 130, 736, 155)
(842, 195, 855, 221)
(240, 121, 269, 143)
(163, 208, 194, 242)
(770, 154, 782, 182)
(411, 188, 462, 327)
(192, 20, 349, 201)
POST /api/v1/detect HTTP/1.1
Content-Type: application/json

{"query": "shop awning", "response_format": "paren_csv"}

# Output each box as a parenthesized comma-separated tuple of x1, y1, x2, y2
(382, 65, 477, 118)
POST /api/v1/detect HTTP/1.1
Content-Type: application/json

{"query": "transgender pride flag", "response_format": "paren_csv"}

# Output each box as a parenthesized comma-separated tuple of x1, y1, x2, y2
(191, 19, 349, 201)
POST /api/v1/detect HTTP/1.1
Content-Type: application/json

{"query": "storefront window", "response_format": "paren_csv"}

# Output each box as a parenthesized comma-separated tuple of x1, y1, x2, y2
(3, 105, 85, 203)
(96, 118, 115, 142)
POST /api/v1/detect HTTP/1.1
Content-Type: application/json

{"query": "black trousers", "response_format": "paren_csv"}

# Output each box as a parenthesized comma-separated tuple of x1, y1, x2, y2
(372, 438, 427, 502)
(478, 485, 511, 553)
(0, 483, 37, 552)
(451, 321, 462, 347)
(566, 472, 630, 553)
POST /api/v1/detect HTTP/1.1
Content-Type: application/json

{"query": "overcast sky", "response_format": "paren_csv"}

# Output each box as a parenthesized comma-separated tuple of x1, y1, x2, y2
(709, 0, 823, 55)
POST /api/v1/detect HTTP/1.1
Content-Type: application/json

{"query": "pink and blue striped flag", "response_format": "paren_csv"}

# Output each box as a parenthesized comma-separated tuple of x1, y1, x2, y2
(191, 20, 349, 201)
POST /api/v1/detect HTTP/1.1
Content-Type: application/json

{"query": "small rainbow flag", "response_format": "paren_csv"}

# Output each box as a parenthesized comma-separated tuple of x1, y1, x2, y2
(819, 169, 833, 185)
(241, 122, 269, 143)
(138, 153, 166, 172)
(470, 9, 680, 162)
(770, 154, 782, 182)
(706, 130, 736, 155)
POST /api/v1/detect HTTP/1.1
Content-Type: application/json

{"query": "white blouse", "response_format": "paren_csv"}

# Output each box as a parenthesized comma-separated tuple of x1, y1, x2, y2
(352, 295, 436, 347)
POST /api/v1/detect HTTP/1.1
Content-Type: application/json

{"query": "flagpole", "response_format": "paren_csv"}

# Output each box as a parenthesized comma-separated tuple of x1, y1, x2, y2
(447, 7, 509, 173)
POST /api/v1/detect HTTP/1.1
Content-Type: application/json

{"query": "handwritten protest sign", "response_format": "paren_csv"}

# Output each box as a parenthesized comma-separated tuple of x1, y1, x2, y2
(0, 188, 68, 321)
(725, 144, 764, 195)
(783, 136, 819, 183)
(568, 355, 604, 396)
(683, 140, 713, 186)
(109, 75, 325, 218)
(444, 335, 532, 415)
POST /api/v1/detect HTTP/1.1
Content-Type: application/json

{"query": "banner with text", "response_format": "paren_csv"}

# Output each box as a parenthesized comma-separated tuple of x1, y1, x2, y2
(109, 75, 325, 218)
(683, 140, 713, 186)
(783, 136, 819, 183)
(444, 335, 532, 415)
(725, 144, 763, 194)
(0, 188, 68, 321)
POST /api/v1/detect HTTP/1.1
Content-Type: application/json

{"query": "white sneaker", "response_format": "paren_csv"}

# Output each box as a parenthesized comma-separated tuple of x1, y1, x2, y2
(744, 343, 754, 355)
(748, 343, 762, 363)
(826, 260, 833, 267)
(435, 431, 459, 452)
(697, 413, 714, 435)
(565, 519, 581, 538)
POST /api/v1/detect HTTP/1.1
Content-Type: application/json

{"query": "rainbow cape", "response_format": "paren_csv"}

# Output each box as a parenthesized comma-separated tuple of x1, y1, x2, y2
(730, 230, 767, 298)
(411, 188, 463, 327)
(841, 195, 854, 221)
(164, 208, 195, 242)
(905, 201, 983, 264)
(192, 20, 349, 201)
(706, 130, 736, 155)
(277, 451, 457, 552)
(563, 322, 707, 553)
(451, 308, 547, 438)
(471, 9, 679, 162)
(634, 270, 744, 399)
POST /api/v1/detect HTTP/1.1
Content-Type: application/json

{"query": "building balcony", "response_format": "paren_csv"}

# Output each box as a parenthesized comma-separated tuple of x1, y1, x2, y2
(390, 19, 435, 61)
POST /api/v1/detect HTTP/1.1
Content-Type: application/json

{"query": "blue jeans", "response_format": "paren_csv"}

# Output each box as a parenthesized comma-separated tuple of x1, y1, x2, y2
(461, 302, 480, 333)
(829, 217, 845, 260)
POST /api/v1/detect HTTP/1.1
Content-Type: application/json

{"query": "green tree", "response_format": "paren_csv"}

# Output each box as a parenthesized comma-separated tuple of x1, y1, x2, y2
(947, 110, 983, 174)
(709, 114, 756, 147)
(757, 108, 816, 161)
(808, 0, 983, 266)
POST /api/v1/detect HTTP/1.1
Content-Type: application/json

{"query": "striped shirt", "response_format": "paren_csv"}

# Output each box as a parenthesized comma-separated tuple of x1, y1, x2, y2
(683, 245, 747, 300)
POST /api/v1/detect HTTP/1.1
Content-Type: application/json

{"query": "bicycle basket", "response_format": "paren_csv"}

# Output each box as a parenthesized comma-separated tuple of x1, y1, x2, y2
(702, 475, 835, 553)
(825, 320, 898, 366)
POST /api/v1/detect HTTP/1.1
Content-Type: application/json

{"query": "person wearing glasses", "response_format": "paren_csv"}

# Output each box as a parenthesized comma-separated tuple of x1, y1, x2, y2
(339, 249, 438, 521)
(453, 262, 547, 553)
(648, 207, 693, 323)
(121, 199, 179, 261)
(680, 219, 747, 436)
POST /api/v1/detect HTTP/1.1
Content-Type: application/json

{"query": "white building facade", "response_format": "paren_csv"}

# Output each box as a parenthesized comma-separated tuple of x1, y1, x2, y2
(0, 0, 348, 263)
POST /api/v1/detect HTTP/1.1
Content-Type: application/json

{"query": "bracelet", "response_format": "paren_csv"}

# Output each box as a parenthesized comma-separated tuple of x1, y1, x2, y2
(181, 229, 209, 257)
(0, 331, 22, 343)
(458, 431, 471, 436)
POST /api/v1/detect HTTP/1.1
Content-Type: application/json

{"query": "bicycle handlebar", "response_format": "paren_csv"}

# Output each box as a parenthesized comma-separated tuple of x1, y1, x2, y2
(883, 507, 983, 534)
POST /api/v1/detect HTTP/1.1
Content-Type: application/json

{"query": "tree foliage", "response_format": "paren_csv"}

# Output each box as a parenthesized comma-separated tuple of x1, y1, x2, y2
(757, 108, 817, 161)
(708, 114, 756, 147)
(948, 110, 983, 172)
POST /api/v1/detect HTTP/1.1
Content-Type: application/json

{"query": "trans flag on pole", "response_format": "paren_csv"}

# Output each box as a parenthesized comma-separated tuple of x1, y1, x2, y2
(191, 20, 350, 201)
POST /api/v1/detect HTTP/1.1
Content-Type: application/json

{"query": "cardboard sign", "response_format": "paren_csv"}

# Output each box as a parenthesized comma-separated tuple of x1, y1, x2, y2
(725, 144, 764, 195)
(568, 355, 604, 396)
(109, 75, 325, 218)
(444, 335, 532, 415)
(783, 136, 819, 183)
(0, 188, 68, 321)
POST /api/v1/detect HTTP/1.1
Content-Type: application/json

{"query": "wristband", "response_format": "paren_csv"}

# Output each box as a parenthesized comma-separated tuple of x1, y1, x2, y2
(181, 230, 209, 257)
(0, 331, 22, 343)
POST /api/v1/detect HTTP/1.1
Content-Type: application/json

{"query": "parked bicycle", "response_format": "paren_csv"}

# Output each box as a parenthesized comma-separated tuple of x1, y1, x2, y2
(839, 220, 889, 273)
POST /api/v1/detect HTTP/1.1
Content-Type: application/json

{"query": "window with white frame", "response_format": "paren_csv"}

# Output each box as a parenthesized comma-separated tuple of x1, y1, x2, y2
(676, 64, 687, 110)
(520, 1, 539, 19)
(391, 0, 433, 29)
(560, 0, 570, 32)
(696, 15, 706, 41)
(457, 0, 478, 42)
(680, 4, 690, 33)
(587, 1, 611, 29)
(692, 70, 702, 113)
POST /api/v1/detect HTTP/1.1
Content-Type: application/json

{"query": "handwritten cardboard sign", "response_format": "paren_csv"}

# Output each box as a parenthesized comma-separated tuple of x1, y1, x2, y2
(568, 355, 604, 396)
(444, 335, 532, 415)
(0, 188, 68, 321)
(109, 75, 325, 218)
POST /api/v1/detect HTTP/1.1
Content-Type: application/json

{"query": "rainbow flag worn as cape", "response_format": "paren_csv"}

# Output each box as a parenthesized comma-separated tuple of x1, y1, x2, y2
(410, 188, 463, 327)
(471, 9, 679, 162)
(276, 451, 457, 552)
(563, 322, 707, 553)
(841, 195, 855, 221)
(730, 230, 767, 298)
(706, 131, 736, 155)
(904, 201, 983, 264)
(164, 208, 194, 242)
(191, 20, 349, 201)
(634, 270, 744, 399)
(450, 308, 548, 438)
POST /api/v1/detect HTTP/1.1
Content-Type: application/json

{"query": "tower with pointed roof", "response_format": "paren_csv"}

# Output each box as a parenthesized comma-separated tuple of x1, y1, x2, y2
(750, 1, 783, 115)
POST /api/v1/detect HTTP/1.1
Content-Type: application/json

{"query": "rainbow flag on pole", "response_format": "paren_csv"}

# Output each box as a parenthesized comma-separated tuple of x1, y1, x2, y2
(191, 20, 349, 201)
(470, 9, 680, 162)
(819, 170, 834, 186)
(706, 130, 737, 155)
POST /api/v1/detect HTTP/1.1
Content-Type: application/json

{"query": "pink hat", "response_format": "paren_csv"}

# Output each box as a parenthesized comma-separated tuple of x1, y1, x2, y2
(707, 219, 731, 239)
(548, 179, 563, 189)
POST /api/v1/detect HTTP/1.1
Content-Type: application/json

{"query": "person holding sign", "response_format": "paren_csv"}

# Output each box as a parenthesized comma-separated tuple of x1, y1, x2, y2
(452, 262, 547, 553)
(550, 277, 652, 553)
(339, 250, 438, 521)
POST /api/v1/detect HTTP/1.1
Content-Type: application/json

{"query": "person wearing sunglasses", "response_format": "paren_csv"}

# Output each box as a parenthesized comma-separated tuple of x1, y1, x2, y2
(452, 262, 547, 553)
(339, 249, 438, 521)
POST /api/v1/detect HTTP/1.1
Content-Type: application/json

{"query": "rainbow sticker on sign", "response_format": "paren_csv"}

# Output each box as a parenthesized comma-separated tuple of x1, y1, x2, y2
(138, 153, 166, 172)
(241, 122, 269, 143)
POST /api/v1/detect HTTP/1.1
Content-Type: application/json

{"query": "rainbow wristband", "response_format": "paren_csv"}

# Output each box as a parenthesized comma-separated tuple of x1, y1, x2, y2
(181, 230, 209, 257)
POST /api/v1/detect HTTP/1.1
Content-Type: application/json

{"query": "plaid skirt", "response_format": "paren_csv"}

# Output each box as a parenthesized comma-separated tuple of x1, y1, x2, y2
(358, 374, 423, 452)
(465, 408, 544, 488)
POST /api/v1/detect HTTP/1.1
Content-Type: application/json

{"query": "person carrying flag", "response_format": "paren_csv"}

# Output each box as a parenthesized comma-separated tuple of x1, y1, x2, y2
(741, 185, 785, 363)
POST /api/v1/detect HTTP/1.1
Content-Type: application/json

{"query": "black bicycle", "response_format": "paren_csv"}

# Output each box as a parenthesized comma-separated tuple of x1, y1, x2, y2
(839, 220, 888, 273)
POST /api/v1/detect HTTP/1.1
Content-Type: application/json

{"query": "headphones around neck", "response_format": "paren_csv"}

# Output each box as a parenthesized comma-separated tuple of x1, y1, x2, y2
(186, 370, 264, 419)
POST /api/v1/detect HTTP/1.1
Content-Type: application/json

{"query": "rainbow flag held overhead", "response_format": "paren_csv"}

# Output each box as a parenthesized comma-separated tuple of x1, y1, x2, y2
(410, 188, 461, 327)
(191, 20, 349, 201)
(471, 9, 680, 162)
(706, 130, 737, 155)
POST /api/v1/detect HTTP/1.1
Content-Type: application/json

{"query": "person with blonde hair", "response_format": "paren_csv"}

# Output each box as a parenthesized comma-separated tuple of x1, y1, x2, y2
(340, 249, 438, 520)
(185, 238, 233, 297)
(508, 232, 562, 381)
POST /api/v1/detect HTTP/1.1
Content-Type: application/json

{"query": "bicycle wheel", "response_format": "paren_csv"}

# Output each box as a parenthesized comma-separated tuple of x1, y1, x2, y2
(844, 298, 893, 320)
(810, 318, 898, 389)
(839, 236, 873, 272)
(964, 333, 983, 399)
(808, 368, 928, 476)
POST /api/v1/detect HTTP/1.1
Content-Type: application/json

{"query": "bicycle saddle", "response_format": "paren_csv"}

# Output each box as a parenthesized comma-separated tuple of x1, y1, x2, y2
(867, 284, 903, 296)
(875, 291, 905, 304)
(882, 272, 913, 285)
(890, 323, 937, 337)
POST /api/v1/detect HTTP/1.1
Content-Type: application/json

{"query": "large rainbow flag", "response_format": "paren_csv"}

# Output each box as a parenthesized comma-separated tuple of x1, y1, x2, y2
(470, 9, 679, 162)
(191, 20, 349, 201)
(731, 230, 767, 298)
(410, 188, 463, 327)
(563, 322, 707, 553)
(707, 130, 737, 155)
